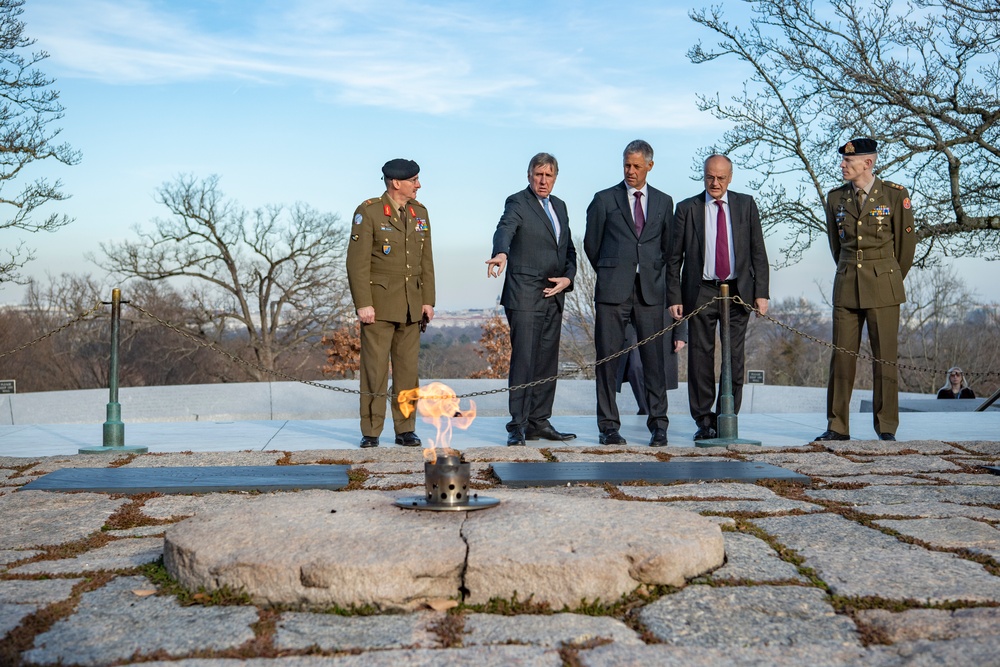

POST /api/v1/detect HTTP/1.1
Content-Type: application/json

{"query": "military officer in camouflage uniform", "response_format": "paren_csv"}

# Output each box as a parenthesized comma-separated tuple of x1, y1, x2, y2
(815, 139, 916, 442)
(347, 159, 435, 448)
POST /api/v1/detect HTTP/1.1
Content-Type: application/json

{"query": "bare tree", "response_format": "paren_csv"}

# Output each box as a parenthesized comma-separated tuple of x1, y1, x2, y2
(95, 175, 353, 381)
(560, 239, 596, 378)
(0, 0, 81, 284)
(689, 0, 1000, 267)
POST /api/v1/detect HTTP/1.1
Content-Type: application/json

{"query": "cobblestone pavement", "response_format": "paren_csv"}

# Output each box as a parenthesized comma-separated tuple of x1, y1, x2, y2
(2, 440, 1000, 666)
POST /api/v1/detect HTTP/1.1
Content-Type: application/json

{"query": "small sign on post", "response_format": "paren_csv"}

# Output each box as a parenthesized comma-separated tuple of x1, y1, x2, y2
(747, 370, 765, 384)
(0, 380, 15, 394)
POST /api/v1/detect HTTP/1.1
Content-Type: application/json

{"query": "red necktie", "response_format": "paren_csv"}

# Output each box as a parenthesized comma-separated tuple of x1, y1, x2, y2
(633, 192, 645, 236)
(715, 199, 730, 280)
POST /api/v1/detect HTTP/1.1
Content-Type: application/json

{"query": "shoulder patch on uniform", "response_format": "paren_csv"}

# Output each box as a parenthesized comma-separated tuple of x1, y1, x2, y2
(884, 181, 905, 190)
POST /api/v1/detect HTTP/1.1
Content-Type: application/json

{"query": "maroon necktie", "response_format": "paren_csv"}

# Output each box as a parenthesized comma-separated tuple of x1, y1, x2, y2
(633, 192, 645, 236)
(715, 199, 730, 280)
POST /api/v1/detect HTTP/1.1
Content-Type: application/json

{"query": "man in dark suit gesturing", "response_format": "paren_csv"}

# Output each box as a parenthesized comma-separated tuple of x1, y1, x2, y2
(585, 140, 674, 447)
(487, 153, 577, 446)
(667, 154, 769, 441)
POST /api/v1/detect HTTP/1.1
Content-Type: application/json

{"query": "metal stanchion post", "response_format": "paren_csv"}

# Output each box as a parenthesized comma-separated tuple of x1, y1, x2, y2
(79, 288, 148, 455)
(697, 284, 761, 448)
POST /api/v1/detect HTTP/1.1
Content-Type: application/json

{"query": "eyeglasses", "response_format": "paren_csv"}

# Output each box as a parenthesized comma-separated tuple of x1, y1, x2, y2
(949, 372, 963, 377)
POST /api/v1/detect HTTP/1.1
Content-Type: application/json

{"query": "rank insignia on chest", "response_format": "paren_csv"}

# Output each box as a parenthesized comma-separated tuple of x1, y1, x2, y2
(415, 218, 429, 232)
(382, 244, 391, 255)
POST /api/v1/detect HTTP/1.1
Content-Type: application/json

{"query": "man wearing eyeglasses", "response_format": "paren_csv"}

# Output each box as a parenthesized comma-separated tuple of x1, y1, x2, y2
(347, 159, 435, 448)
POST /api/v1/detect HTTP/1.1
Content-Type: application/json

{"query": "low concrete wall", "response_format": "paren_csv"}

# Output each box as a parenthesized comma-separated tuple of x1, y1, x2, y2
(0, 379, 937, 426)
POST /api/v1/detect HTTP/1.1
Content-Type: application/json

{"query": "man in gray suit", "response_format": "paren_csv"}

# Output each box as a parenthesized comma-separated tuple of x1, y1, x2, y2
(667, 154, 770, 440)
(487, 153, 578, 446)
(585, 140, 674, 447)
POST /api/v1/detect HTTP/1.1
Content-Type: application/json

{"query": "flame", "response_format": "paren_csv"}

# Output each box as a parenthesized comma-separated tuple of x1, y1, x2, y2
(397, 382, 476, 463)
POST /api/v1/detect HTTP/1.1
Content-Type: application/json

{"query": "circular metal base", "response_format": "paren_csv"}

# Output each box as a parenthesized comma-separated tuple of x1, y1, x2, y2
(78, 445, 149, 455)
(394, 495, 500, 511)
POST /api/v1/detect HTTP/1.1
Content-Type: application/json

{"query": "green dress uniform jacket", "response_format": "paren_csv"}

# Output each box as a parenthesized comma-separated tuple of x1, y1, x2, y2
(825, 177, 917, 437)
(346, 192, 435, 438)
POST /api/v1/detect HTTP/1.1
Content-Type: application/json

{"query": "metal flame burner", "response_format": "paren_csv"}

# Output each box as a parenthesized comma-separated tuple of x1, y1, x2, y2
(395, 453, 499, 511)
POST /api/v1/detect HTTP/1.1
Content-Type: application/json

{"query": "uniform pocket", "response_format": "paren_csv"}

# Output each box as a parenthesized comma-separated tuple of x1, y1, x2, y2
(874, 260, 905, 303)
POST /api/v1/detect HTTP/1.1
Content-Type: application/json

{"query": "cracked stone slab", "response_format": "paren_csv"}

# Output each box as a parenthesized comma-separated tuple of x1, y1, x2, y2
(275, 611, 442, 650)
(822, 440, 961, 455)
(702, 532, 808, 582)
(0, 578, 81, 637)
(23, 575, 258, 667)
(0, 491, 126, 549)
(752, 513, 1000, 603)
(638, 585, 860, 647)
(131, 646, 563, 667)
(849, 502, 1000, 521)
(165, 489, 723, 611)
(123, 451, 284, 467)
(955, 441, 1000, 456)
(874, 517, 1000, 556)
(9, 537, 163, 574)
(805, 484, 998, 506)
(856, 607, 1000, 643)
(463, 613, 643, 646)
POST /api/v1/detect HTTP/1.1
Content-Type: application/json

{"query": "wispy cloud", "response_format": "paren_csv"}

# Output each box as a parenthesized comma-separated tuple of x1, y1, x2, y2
(25, 0, 717, 129)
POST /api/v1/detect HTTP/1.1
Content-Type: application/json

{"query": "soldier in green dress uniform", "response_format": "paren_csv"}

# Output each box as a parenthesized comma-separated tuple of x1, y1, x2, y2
(346, 159, 435, 448)
(815, 139, 916, 442)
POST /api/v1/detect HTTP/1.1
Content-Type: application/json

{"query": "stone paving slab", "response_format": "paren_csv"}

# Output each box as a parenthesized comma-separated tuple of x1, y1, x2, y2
(701, 532, 809, 582)
(0, 491, 126, 549)
(140, 491, 275, 521)
(360, 472, 424, 489)
(926, 472, 1000, 485)
(463, 613, 643, 647)
(0, 549, 42, 566)
(24, 575, 259, 667)
(638, 585, 860, 647)
(822, 440, 962, 455)
(21, 464, 350, 494)
(849, 501, 1000, 521)
(874, 517, 1000, 556)
(549, 451, 663, 463)
(753, 513, 1000, 602)
(814, 474, 944, 486)
(131, 646, 563, 667)
(275, 611, 442, 650)
(749, 452, 962, 476)
(856, 607, 1000, 642)
(957, 441, 1000, 455)
(0, 578, 81, 636)
(123, 451, 286, 467)
(806, 484, 998, 506)
(9, 537, 163, 575)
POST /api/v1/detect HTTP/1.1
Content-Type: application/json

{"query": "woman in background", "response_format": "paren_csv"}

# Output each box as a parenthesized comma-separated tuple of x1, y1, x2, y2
(937, 367, 976, 399)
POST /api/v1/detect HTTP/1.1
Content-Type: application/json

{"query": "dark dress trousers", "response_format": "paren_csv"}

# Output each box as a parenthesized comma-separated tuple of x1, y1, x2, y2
(491, 187, 577, 432)
(585, 182, 673, 433)
(667, 190, 769, 428)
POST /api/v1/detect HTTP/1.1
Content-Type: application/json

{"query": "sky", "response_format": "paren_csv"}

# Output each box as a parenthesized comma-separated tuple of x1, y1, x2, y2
(4, 0, 997, 311)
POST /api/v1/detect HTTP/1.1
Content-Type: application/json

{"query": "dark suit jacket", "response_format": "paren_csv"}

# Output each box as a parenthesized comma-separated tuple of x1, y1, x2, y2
(667, 190, 769, 312)
(584, 182, 673, 305)
(491, 187, 576, 312)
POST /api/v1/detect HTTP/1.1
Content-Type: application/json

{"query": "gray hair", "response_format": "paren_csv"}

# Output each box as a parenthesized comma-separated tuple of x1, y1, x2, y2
(527, 152, 559, 176)
(623, 140, 653, 163)
(703, 154, 734, 173)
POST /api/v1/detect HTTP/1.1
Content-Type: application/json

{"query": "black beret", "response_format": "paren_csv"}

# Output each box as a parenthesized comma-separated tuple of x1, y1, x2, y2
(382, 158, 420, 180)
(838, 138, 877, 155)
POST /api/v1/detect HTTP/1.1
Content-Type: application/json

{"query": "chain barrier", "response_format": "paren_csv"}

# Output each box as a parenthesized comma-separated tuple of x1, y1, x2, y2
(2, 295, 996, 399)
(0, 300, 106, 361)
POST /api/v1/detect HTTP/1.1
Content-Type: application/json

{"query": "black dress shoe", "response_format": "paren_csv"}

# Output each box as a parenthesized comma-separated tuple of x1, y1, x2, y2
(599, 429, 627, 445)
(525, 425, 577, 441)
(879, 433, 896, 441)
(649, 428, 668, 447)
(693, 427, 717, 441)
(360, 435, 379, 448)
(394, 431, 421, 447)
(507, 427, 526, 446)
(814, 430, 850, 442)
